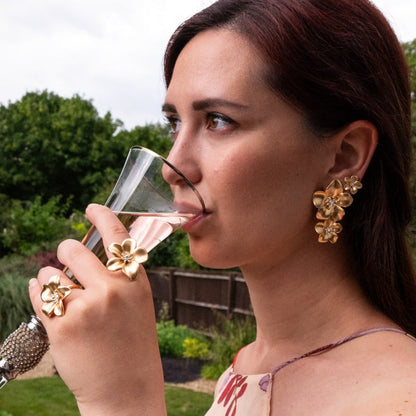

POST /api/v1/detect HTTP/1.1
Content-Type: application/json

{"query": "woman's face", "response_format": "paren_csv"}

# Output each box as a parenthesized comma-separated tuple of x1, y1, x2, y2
(163, 29, 332, 270)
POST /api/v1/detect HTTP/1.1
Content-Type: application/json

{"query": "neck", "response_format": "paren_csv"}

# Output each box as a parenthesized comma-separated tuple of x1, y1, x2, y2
(240, 242, 389, 354)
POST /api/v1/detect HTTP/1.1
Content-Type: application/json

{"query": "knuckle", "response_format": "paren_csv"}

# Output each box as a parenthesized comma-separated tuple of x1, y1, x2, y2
(38, 266, 58, 278)
(107, 222, 129, 241)
(71, 298, 91, 320)
(57, 239, 85, 263)
(99, 283, 122, 308)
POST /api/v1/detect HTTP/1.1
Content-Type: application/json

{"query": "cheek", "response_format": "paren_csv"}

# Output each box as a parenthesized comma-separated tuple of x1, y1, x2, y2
(216, 148, 317, 242)
(214, 149, 297, 205)
(190, 139, 322, 268)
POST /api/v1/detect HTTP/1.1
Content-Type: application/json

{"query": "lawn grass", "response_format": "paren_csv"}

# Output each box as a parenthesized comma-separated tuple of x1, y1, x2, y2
(0, 377, 78, 416)
(0, 376, 213, 416)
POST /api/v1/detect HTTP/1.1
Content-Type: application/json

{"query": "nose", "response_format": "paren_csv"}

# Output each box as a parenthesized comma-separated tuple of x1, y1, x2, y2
(162, 135, 202, 187)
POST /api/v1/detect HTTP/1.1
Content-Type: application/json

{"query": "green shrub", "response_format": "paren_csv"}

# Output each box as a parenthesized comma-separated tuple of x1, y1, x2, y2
(0, 255, 40, 340)
(157, 320, 206, 359)
(183, 337, 210, 360)
(146, 230, 201, 270)
(0, 196, 71, 256)
(202, 314, 256, 380)
(200, 364, 224, 381)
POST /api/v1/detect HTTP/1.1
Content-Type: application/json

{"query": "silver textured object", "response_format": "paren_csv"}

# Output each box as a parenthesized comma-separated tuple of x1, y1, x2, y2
(0, 316, 49, 389)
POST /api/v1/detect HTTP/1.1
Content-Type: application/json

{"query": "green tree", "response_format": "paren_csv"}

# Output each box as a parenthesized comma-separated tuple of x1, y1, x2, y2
(114, 124, 173, 157)
(403, 40, 416, 143)
(403, 40, 416, 100)
(0, 90, 122, 209)
(403, 40, 416, 240)
(0, 90, 174, 210)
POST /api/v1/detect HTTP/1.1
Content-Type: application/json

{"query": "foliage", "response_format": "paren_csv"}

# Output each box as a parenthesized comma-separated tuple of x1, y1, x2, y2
(183, 337, 210, 360)
(157, 320, 206, 359)
(114, 124, 173, 158)
(0, 196, 71, 257)
(0, 91, 121, 209)
(0, 255, 41, 340)
(403, 40, 416, 241)
(201, 314, 256, 380)
(0, 90, 172, 211)
(0, 376, 213, 416)
(0, 206, 85, 339)
(403, 40, 416, 99)
(69, 211, 90, 239)
(146, 231, 201, 269)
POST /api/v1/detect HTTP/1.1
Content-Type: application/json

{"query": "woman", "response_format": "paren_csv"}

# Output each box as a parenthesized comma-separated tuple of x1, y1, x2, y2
(29, 0, 416, 414)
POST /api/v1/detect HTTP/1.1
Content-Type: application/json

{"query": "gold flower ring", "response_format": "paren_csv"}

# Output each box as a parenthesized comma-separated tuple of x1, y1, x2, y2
(41, 275, 81, 318)
(106, 238, 148, 280)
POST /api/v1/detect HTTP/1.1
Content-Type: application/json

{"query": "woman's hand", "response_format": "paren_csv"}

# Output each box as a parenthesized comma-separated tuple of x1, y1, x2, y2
(29, 204, 167, 416)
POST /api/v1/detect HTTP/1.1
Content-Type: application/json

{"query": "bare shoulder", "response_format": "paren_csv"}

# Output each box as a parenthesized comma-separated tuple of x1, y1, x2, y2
(346, 388, 416, 416)
(345, 333, 416, 415)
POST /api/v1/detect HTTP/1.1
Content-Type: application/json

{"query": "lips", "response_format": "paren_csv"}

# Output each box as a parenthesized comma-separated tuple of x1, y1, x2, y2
(174, 200, 200, 213)
(173, 196, 210, 233)
(180, 210, 208, 232)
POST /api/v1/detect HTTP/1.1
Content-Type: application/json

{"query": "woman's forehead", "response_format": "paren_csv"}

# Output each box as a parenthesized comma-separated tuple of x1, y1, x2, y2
(166, 29, 269, 101)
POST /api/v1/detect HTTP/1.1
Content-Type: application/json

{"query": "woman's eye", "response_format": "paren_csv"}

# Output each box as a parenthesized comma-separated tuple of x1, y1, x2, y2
(206, 113, 234, 130)
(165, 116, 181, 136)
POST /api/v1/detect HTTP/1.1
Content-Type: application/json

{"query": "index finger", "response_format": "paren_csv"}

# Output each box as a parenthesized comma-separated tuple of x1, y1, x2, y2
(85, 204, 130, 259)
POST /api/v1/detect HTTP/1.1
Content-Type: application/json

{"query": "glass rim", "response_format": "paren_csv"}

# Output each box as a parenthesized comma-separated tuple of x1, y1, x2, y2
(130, 146, 206, 213)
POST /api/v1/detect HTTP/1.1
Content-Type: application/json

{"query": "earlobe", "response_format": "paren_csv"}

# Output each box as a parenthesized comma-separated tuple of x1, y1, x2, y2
(328, 120, 378, 180)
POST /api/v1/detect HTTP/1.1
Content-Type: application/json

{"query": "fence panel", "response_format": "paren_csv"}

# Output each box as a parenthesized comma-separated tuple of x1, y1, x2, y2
(147, 268, 252, 329)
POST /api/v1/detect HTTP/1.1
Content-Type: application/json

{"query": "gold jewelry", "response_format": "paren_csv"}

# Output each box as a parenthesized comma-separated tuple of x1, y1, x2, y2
(41, 275, 81, 317)
(312, 175, 362, 243)
(106, 238, 148, 280)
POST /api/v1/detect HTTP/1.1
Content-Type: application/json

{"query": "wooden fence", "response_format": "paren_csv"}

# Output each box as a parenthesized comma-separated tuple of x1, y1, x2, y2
(147, 268, 253, 329)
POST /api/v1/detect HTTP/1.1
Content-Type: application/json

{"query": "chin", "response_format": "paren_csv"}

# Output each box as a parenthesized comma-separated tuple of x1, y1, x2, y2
(189, 240, 238, 270)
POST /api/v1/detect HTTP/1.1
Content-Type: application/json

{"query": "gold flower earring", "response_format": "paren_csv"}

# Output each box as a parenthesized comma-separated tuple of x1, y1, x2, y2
(312, 175, 362, 243)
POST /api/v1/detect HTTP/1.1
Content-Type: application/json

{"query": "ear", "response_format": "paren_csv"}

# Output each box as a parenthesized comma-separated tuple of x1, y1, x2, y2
(327, 120, 378, 180)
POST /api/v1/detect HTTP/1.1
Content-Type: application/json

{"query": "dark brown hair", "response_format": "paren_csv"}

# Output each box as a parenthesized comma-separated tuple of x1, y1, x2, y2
(164, 0, 416, 335)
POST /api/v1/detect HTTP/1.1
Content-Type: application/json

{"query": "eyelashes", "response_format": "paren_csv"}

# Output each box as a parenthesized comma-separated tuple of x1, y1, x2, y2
(206, 112, 235, 130)
(164, 112, 237, 139)
(164, 115, 181, 136)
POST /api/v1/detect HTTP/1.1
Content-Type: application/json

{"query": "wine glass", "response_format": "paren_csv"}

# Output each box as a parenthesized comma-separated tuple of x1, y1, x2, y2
(0, 146, 205, 388)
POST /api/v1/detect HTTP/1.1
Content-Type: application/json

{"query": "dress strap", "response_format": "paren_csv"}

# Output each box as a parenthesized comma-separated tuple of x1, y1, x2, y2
(258, 327, 410, 392)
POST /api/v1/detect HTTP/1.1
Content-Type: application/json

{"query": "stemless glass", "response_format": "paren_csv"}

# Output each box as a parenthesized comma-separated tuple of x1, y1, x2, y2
(0, 146, 205, 388)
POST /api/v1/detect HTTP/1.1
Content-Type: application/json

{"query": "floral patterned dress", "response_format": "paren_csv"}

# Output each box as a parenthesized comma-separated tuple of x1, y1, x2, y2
(205, 327, 411, 416)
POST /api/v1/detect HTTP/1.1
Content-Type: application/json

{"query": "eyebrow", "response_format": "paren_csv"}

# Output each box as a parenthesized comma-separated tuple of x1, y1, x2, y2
(162, 98, 249, 113)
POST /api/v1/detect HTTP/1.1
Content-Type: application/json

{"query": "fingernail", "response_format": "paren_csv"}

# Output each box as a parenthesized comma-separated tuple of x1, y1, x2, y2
(29, 278, 38, 288)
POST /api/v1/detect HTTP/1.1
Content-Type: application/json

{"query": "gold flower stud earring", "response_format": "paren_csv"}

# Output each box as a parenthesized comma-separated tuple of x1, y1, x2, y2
(312, 176, 362, 243)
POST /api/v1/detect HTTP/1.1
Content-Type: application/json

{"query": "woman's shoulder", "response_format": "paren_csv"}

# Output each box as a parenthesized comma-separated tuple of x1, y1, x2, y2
(340, 331, 416, 415)
(346, 382, 416, 416)
(366, 330, 416, 376)
(269, 329, 416, 415)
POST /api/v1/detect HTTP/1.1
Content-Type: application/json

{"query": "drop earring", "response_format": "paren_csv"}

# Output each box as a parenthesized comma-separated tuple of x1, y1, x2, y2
(312, 175, 362, 243)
